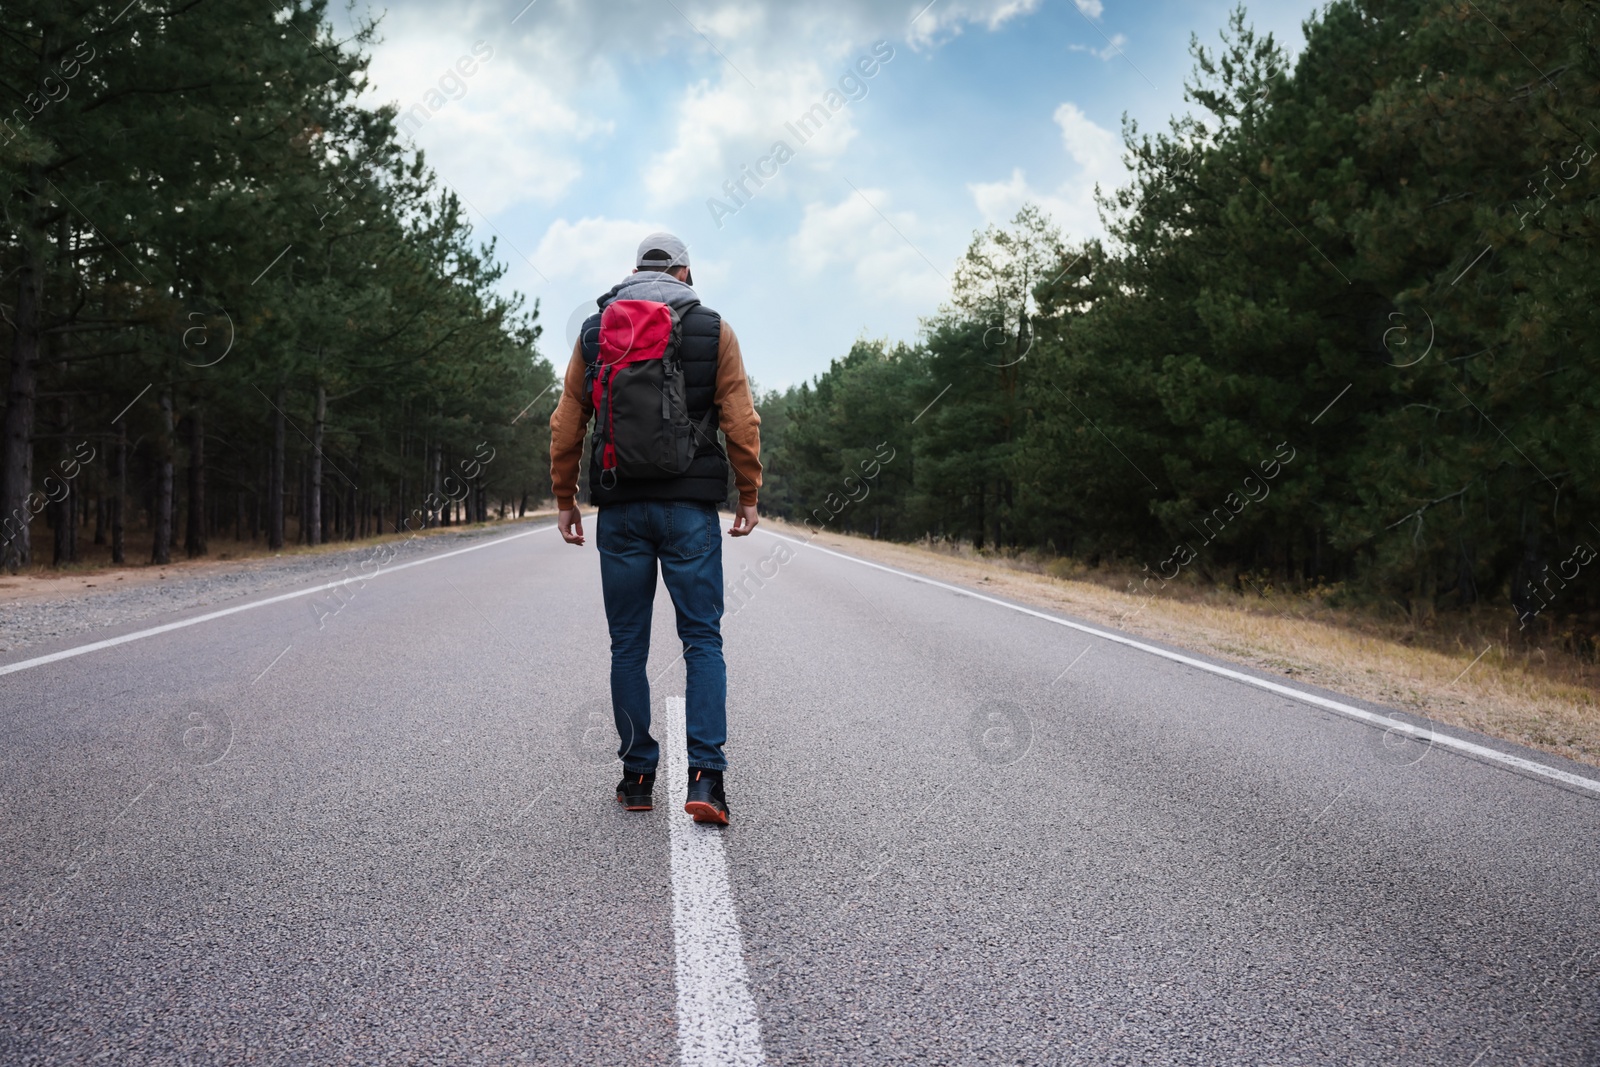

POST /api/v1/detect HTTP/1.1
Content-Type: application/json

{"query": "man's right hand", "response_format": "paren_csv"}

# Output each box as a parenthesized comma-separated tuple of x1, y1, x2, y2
(558, 506, 585, 546)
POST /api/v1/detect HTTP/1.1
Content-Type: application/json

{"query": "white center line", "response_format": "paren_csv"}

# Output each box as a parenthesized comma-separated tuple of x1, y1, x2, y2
(756, 529, 1600, 798)
(663, 695, 766, 1066)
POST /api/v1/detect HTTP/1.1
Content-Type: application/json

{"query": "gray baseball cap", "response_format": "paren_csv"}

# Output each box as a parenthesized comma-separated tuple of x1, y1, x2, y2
(636, 232, 692, 279)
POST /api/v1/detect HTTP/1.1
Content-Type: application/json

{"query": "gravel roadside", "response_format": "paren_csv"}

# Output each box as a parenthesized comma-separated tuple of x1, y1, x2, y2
(0, 516, 554, 658)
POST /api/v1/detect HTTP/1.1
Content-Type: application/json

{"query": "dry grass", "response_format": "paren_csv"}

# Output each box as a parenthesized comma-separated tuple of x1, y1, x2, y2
(770, 518, 1600, 770)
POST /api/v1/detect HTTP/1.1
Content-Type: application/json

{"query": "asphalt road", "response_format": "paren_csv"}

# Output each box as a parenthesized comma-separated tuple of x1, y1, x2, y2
(2, 518, 1597, 1065)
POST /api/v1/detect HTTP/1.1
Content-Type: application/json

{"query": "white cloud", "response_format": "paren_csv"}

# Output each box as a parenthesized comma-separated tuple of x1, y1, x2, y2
(362, 25, 609, 213)
(1053, 101, 1121, 183)
(646, 61, 861, 209)
(1068, 33, 1128, 61)
(327, 0, 1063, 383)
(966, 102, 1124, 238)
(529, 216, 734, 352)
(700, 3, 770, 41)
(353, 1, 986, 221)
(907, 0, 1045, 48)
(790, 189, 948, 307)
(533, 216, 664, 288)
(970, 168, 1047, 220)
(346, 0, 1051, 222)
(532, 217, 663, 348)
(482, 0, 1044, 65)
(1073, 0, 1104, 18)
(968, 168, 1084, 231)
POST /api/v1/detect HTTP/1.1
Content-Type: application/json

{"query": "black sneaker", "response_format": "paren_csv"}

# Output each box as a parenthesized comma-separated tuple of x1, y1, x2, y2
(616, 771, 656, 811)
(684, 768, 729, 826)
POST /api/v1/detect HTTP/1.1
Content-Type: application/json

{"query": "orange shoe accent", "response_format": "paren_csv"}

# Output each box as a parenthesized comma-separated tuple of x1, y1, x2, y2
(683, 800, 729, 826)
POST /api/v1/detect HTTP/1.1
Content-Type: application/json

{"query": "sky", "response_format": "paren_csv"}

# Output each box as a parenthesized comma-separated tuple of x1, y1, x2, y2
(330, 0, 1329, 391)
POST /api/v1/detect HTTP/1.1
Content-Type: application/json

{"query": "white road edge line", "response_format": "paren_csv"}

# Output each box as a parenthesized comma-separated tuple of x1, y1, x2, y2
(0, 524, 556, 678)
(664, 695, 767, 1066)
(756, 528, 1600, 798)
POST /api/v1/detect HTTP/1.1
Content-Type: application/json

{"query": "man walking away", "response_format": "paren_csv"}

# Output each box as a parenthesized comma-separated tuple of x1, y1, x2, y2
(548, 233, 762, 826)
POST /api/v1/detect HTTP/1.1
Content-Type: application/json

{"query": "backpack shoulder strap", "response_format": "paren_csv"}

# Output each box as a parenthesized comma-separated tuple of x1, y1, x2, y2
(578, 310, 603, 401)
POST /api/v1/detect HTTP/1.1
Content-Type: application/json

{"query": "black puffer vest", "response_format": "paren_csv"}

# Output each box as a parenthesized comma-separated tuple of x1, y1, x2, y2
(580, 284, 726, 507)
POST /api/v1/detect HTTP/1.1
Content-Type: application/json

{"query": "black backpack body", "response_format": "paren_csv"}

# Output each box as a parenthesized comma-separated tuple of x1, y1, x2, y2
(580, 295, 727, 507)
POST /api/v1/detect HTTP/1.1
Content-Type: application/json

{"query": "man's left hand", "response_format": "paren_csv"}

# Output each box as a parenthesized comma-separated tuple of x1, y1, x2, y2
(729, 503, 759, 537)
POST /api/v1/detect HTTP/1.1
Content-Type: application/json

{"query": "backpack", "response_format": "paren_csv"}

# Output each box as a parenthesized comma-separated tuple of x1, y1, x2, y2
(586, 299, 716, 488)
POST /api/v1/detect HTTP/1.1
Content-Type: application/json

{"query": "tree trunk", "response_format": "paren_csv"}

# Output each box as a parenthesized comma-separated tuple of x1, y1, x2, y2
(152, 389, 174, 565)
(111, 419, 126, 564)
(171, 449, 182, 554)
(185, 404, 206, 557)
(1, 239, 45, 572)
(439, 449, 450, 527)
(269, 386, 286, 549)
(306, 382, 324, 546)
(51, 475, 74, 566)
(52, 476, 72, 566)
(52, 407, 75, 568)
(346, 454, 358, 541)
(429, 440, 442, 528)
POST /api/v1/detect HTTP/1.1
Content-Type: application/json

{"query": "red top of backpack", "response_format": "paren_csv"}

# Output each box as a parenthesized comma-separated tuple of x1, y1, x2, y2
(596, 300, 675, 369)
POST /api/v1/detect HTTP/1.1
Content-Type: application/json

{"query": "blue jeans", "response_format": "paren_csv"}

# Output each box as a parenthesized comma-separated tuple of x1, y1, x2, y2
(597, 500, 728, 774)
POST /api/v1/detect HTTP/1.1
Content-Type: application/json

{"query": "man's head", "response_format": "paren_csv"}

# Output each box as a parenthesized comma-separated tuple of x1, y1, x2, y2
(633, 231, 693, 285)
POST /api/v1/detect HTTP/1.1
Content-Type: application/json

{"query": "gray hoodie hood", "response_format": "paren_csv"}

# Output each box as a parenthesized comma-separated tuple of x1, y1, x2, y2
(595, 271, 701, 314)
